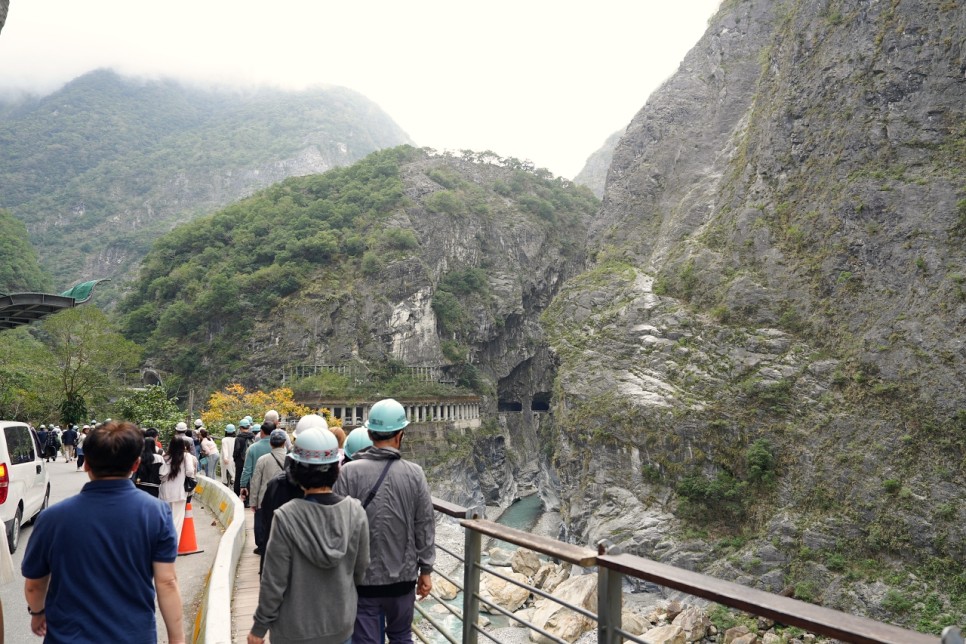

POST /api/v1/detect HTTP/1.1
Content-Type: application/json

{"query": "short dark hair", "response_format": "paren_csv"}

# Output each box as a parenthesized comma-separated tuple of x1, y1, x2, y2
(260, 421, 275, 435)
(84, 421, 143, 477)
(290, 461, 339, 490)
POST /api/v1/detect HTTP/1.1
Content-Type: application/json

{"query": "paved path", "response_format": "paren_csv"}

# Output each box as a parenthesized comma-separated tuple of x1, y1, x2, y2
(230, 509, 262, 643)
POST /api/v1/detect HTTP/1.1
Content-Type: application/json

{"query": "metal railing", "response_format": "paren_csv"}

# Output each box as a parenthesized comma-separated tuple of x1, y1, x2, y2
(428, 498, 960, 644)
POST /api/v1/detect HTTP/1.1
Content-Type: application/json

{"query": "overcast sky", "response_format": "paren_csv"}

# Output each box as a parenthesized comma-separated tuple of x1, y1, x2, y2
(0, 1, 720, 178)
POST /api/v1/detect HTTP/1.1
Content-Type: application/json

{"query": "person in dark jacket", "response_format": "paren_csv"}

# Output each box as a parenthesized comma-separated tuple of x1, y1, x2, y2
(36, 426, 49, 455)
(44, 429, 61, 462)
(61, 425, 78, 462)
(232, 419, 256, 498)
(134, 438, 164, 497)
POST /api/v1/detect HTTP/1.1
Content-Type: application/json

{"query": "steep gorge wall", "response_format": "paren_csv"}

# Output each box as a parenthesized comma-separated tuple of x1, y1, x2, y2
(545, 0, 965, 625)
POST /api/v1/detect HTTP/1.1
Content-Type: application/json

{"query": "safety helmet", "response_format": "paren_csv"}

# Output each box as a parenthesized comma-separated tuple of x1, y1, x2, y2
(290, 427, 340, 465)
(344, 426, 374, 460)
(39, 424, 46, 430)
(244, 415, 253, 424)
(294, 414, 328, 436)
(225, 424, 236, 434)
(269, 429, 288, 446)
(175, 421, 188, 432)
(194, 418, 203, 428)
(239, 418, 251, 428)
(364, 398, 409, 436)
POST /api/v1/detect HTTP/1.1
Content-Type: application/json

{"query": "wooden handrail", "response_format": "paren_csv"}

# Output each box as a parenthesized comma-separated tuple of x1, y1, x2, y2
(433, 498, 942, 643)
(459, 518, 597, 567)
(597, 551, 936, 644)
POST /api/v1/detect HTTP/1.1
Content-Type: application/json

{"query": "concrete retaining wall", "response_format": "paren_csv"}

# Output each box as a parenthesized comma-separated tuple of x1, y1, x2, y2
(190, 475, 245, 644)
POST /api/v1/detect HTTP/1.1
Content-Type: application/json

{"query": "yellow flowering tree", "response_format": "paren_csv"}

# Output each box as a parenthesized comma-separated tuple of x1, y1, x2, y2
(201, 384, 314, 434)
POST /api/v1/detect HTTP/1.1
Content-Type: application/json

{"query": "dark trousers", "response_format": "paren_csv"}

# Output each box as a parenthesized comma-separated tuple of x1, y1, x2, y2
(76, 453, 85, 468)
(354, 590, 416, 644)
(233, 463, 243, 497)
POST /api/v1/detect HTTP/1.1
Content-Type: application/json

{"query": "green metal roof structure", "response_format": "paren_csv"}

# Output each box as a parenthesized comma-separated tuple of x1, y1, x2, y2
(0, 279, 108, 330)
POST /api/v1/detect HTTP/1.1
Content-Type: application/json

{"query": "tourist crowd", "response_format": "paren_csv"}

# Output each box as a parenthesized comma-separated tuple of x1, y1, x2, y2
(11, 398, 435, 644)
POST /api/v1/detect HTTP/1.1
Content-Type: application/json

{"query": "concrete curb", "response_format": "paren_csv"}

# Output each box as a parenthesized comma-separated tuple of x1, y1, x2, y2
(191, 475, 245, 644)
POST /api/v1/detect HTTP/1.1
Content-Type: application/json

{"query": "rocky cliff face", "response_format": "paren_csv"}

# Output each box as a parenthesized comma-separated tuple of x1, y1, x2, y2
(574, 129, 622, 198)
(543, 0, 965, 629)
(243, 154, 595, 406)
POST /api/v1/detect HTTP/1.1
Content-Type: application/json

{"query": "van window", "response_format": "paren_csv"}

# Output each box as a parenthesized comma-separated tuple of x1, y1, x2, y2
(4, 426, 36, 465)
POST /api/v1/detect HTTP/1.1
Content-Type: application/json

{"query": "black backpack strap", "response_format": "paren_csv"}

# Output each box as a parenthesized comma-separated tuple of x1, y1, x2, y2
(362, 460, 396, 509)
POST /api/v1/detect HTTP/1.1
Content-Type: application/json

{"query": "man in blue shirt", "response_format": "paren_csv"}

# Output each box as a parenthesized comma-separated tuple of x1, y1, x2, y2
(22, 421, 185, 644)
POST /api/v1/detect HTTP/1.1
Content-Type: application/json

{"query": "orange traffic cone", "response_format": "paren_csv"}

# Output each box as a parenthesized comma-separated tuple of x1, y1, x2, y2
(177, 500, 203, 556)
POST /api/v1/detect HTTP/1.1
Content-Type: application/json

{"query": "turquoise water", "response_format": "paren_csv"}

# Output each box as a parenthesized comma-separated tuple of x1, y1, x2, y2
(496, 494, 544, 532)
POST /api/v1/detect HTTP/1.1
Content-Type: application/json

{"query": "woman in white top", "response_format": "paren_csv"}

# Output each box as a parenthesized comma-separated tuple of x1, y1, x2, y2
(220, 424, 237, 486)
(159, 435, 197, 539)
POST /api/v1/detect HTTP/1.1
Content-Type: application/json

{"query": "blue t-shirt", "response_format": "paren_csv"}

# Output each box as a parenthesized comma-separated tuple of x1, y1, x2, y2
(22, 478, 178, 644)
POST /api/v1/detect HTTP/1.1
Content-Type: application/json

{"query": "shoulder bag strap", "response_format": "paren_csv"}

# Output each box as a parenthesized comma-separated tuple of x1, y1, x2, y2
(362, 459, 396, 509)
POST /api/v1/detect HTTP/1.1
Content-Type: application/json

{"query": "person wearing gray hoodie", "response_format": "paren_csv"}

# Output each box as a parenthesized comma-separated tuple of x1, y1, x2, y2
(249, 428, 369, 644)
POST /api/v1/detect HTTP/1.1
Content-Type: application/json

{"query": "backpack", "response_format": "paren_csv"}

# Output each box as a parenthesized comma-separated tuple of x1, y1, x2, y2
(233, 433, 254, 464)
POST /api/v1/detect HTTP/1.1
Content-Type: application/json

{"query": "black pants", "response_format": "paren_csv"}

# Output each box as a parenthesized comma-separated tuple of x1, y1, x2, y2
(233, 463, 243, 497)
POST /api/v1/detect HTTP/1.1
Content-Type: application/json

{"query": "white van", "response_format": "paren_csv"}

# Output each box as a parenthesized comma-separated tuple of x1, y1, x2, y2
(0, 421, 51, 552)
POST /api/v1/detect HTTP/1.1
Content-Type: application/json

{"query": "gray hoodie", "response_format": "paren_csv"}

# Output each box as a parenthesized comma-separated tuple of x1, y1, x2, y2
(251, 495, 369, 644)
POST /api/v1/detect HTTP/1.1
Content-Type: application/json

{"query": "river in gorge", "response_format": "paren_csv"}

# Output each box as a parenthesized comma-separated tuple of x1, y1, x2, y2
(419, 493, 550, 642)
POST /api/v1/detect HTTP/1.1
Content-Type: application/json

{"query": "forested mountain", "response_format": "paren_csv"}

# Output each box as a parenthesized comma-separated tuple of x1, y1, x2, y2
(0, 69, 411, 301)
(120, 146, 597, 390)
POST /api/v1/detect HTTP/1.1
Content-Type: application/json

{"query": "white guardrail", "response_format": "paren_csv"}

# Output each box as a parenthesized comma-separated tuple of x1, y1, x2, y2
(189, 475, 246, 644)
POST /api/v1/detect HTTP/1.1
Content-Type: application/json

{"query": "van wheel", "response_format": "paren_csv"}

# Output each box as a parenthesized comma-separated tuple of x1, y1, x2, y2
(8, 507, 22, 554)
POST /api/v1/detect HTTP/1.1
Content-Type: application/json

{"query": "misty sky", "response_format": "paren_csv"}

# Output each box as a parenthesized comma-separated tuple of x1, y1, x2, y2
(0, 1, 721, 178)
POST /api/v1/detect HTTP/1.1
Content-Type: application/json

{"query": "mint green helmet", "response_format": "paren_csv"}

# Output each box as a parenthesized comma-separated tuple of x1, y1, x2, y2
(364, 398, 409, 436)
(344, 426, 374, 460)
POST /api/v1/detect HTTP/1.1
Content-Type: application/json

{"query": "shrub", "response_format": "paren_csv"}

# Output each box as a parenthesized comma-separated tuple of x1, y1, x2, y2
(361, 252, 383, 276)
(425, 190, 463, 215)
(432, 290, 463, 335)
(379, 227, 419, 251)
(746, 438, 776, 484)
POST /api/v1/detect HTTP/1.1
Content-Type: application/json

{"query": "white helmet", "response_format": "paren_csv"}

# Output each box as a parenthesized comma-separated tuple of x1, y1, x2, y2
(291, 428, 340, 465)
(294, 414, 329, 436)
(194, 418, 203, 428)
(175, 422, 188, 433)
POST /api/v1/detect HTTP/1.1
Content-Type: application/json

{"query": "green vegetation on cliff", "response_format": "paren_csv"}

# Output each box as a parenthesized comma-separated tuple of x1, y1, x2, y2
(120, 146, 419, 380)
(0, 208, 52, 293)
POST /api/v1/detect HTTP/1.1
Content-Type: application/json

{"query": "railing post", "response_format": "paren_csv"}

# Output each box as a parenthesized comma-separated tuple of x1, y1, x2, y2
(943, 626, 964, 644)
(597, 539, 623, 644)
(462, 506, 483, 644)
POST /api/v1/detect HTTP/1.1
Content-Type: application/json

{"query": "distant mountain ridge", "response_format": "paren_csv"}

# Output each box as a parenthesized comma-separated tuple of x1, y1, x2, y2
(573, 129, 621, 198)
(0, 69, 411, 300)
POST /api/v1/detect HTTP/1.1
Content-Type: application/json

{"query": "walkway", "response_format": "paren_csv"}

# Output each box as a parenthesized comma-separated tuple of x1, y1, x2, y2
(230, 509, 261, 643)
